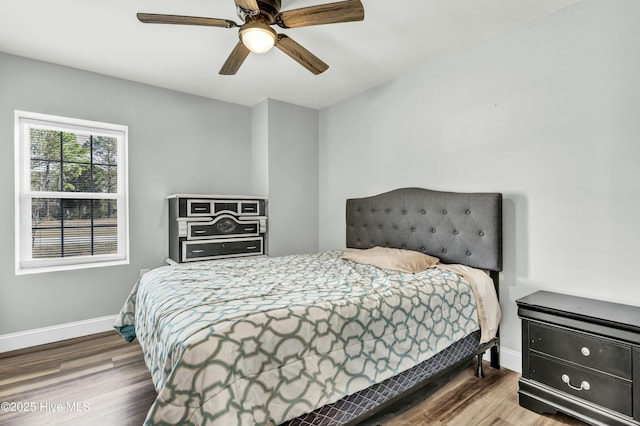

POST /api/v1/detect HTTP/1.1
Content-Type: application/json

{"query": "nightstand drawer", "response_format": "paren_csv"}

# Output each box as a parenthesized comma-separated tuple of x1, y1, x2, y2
(530, 353, 632, 416)
(530, 322, 632, 379)
(182, 238, 263, 261)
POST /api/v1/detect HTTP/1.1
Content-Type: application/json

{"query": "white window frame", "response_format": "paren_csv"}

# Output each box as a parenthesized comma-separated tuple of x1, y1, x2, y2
(14, 111, 129, 275)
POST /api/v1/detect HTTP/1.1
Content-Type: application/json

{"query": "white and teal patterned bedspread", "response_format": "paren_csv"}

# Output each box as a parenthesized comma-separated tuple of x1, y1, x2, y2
(114, 250, 481, 425)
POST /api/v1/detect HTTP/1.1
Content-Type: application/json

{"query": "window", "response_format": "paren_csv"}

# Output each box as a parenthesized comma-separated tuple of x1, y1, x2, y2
(15, 111, 129, 274)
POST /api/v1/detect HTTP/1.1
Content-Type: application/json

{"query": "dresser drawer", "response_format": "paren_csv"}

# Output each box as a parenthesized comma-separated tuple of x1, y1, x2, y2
(186, 199, 263, 217)
(530, 322, 632, 379)
(188, 200, 212, 216)
(182, 238, 263, 261)
(240, 201, 259, 215)
(188, 217, 259, 239)
(530, 353, 632, 416)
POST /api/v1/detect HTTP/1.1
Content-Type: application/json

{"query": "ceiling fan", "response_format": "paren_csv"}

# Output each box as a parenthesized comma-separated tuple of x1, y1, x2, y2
(137, 0, 365, 75)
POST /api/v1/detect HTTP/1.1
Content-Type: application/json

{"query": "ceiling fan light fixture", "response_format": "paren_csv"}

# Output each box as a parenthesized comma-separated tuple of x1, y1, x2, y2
(137, 0, 366, 75)
(240, 22, 277, 54)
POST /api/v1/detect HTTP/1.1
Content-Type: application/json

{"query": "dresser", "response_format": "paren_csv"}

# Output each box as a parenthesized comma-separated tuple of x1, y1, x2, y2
(167, 194, 267, 263)
(517, 291, 640, 426)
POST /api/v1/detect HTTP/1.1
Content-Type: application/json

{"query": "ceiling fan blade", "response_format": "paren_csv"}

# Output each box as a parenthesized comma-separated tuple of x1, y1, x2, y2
(234, 0, 260, 14)
(275, 34, 329, 75)
(137, 13, 237, 28)
(219, 41, 251, 75)
(278, 0, 364, 29)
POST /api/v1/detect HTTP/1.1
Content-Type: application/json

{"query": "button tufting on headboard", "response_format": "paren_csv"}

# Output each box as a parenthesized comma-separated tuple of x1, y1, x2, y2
(345, 187, 503, 271)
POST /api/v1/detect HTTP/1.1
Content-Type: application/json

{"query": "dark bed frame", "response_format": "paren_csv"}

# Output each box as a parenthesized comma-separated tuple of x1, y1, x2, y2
(284, 187, 503, 426)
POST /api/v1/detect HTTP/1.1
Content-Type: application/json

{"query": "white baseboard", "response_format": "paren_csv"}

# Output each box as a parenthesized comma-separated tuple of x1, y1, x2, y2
(483, 346, 522, 373)
(498, 347, 522, 373)
(0, 315, 118, 354)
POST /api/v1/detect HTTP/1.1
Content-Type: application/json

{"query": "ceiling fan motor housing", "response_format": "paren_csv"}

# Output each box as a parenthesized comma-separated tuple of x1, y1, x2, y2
(238, 0, 282, 23)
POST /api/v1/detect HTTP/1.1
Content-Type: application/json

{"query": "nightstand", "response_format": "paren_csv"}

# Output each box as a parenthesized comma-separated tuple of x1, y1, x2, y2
(517, 291, 640, 426)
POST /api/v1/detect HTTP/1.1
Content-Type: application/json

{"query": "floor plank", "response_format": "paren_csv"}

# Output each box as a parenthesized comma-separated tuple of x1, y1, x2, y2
(0, 332, 587, 425)
(0, 332, 155, 426)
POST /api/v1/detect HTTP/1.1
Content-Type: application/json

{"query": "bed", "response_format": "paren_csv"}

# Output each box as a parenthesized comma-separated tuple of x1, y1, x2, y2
(115, 187, 503, 425)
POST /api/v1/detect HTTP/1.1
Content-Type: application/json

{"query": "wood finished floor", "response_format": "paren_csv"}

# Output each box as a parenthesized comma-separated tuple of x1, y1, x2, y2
(0, 331, 587, 426)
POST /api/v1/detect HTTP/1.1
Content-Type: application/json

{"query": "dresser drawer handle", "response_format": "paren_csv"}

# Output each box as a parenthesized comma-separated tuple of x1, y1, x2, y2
(581, 347, 590, 356)
(194, 230, 207, 234)
(246, 246, 257, 250)
(193, 207, 208, 211)
(191, 250, 205, 254)
(561, 374, 590, 391)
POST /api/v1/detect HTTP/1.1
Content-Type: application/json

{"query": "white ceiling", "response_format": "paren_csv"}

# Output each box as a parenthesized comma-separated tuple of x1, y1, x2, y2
(2, 0, 583, 109)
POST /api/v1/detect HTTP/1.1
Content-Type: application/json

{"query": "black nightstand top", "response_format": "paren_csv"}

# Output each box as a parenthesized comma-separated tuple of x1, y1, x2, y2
(517, 290, 640, 334)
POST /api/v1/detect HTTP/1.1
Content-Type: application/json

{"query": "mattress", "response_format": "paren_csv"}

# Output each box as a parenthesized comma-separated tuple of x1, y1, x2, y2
(114, 250, 489, 425)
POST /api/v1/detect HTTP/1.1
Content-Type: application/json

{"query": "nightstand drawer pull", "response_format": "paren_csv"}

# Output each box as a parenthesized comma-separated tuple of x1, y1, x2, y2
(581, 347, 590, 356)
(561, 374, 590, 391)
(191, 250, 205, 254)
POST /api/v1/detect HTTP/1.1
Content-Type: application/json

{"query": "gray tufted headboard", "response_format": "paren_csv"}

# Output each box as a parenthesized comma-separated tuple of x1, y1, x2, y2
(346, 188, 503, 272)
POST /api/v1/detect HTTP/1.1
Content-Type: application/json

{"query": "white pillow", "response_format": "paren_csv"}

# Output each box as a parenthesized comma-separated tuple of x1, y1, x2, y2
(341, 246, 439, 273)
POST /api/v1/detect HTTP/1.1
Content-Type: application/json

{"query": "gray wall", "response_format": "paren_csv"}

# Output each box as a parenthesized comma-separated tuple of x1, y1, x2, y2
(251, 100, 270, 197)
(318, 0, 640, 356)
(254, 99, 319, 257)
(0, 53, 253, 334)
